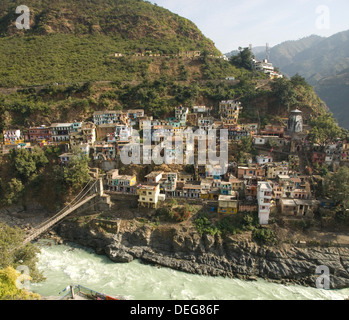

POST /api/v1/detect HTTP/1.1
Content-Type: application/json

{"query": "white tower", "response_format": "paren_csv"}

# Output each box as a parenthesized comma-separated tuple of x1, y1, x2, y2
(288, 109, 303, 134)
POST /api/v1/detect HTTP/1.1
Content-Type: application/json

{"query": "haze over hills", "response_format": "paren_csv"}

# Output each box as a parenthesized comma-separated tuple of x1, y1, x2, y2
(252, 30, 349, 129)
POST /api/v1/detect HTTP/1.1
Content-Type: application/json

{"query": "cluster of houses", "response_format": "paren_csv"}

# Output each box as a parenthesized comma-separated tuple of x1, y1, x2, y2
(2, 100, 346, 226)
(114, 50, 229, 61)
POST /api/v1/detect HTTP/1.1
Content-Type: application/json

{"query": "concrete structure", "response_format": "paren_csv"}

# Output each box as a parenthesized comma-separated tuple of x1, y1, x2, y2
(257, 181, 273, 225)
(256, 154, 273, 165)
(280, 199, 319, 218)
(219, 100, 243, 126)
(237, 166, 266, 179)
(218, 194, 238, 214)
(3, 129, 23, 145)
(145, 171, 163, 184)
(175, 106, 189, 127)
(287, 109, 303, 134)
(108, 174, 137, 193)
(137, 184, 160, 208)
(51, 123, 81, 143)
(260, 125, 285, 138)
(26, 126, 51, 143)
(265, 162, 289, 179)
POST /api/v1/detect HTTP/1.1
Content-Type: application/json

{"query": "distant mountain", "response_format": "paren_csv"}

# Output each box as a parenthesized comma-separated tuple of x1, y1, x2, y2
(254, 31, 349, 128)
(255, 35, 325, 75)
(225, 46, 265, 58)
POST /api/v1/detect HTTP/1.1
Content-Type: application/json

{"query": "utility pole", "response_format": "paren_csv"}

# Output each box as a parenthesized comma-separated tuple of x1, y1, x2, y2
(266, 43, 270, 62)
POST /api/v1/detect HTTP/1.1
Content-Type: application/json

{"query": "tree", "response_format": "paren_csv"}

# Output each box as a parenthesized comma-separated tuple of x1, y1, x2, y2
(309, 114, 342, 145)
(9, 147, 48, 183)
(0, 267, 40, 300)
(230, 47, 254, 70)
(290, 74, 310, 88)
(0, 223, 43, 283)
(324, 167, 349, 209)
(271, 77, 298, 112)
(1, 178, 24, 206)
(63, 155, 90, 192)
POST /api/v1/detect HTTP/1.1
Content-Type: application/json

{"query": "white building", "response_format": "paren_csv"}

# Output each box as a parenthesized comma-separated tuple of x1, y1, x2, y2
(256, 155, 273, 165)
(257, 181, 273, 225)
(3, 129, 22, 145)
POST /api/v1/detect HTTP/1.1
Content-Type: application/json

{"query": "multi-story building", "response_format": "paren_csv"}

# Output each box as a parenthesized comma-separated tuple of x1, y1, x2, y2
(341, 143, 349, 162)
(219, 100, 242, 126)
(26, 126, 51, 143)
(145, 171, 163, 184)
(237, 166, 266, 179)
(108, 174, 137, 193)
(257, 181, 273, 225)
(260, 125, 285, 138)
(192, 105, 211, 114)
(3, 129, 23, 145)
(218, 193, 238, 214)
(92, 143, 116, 160)
(127, 109, 145, 126)
(107, 125, 133, 143)
(265, 162, 289, 179)
(182, 183, 202, 198)
(220, 181, 233, 195)
(137, 184, 160, 208)
(229, 176, 245, 191)
(106, 169, 119, 185)
(175, 106, 189, 127)
(69, 122, 96, 146)
(93, 110, 128, 126)
(51, 123, 81, 143)
(159, 173, 178, 197)
(198, 116, 214, 131)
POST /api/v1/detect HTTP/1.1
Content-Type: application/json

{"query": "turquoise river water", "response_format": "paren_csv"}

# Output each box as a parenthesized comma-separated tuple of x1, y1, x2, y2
(30, 240, 349, 300)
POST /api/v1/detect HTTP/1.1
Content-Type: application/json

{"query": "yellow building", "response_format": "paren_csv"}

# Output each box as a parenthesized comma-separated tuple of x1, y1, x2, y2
(137, 184, 160, 209)
(217, 194, 238, 214)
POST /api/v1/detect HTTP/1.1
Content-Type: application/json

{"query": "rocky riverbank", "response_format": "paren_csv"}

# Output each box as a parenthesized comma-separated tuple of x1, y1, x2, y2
(55, 220, 349, 290)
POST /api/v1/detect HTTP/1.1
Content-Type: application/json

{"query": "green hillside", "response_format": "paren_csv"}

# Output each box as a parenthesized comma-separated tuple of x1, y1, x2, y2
(0, 0, 221, 87)
(0, 0, 328, 133)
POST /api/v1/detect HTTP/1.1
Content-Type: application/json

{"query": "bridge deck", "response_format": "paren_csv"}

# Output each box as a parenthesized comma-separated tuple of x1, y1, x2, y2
(23, 193, 98, 245)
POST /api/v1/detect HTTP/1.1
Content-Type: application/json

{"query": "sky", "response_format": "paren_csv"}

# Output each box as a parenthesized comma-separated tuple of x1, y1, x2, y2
(149, 0, 349, 53)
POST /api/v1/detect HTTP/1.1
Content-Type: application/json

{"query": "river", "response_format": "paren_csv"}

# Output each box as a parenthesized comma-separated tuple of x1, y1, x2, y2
(30, 240, 349, 300)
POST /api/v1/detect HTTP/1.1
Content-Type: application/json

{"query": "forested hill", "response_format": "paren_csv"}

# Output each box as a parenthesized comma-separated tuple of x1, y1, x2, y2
(0, 0, 329, 132)
(0, 0, 221, 87)
(0, 0, 216, 47)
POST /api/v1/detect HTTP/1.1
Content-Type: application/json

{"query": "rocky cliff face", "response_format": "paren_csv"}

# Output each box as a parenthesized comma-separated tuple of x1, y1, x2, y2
(55, 221, 349, 290)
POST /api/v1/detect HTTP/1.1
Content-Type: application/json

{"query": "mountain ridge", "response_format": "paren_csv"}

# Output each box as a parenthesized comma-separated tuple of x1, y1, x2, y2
(244, 30, 349, 128)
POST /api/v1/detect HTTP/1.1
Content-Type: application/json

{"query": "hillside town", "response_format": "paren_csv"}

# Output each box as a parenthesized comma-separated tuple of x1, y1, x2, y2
(1, 100, 346, 227)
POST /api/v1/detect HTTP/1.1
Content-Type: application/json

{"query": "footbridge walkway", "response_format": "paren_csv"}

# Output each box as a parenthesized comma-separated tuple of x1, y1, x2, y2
(23, 178, 104, 246)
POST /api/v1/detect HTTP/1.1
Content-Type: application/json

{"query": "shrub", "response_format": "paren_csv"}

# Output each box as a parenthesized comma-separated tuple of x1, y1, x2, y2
(195, 215, 221, 236)
(252, 228, 277, 246)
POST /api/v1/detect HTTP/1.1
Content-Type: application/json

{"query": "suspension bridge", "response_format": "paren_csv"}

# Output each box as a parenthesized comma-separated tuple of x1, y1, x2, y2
(22, 178, 105, 246)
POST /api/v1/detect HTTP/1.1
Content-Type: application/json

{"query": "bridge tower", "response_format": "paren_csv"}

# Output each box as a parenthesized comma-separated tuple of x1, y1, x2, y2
(96, 178, 104, 197)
